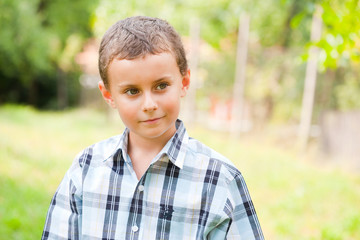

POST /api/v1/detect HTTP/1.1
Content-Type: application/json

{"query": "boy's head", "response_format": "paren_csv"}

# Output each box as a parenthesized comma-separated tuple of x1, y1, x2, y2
(99, 16, 188, 88)
(98, 16, 190, 143)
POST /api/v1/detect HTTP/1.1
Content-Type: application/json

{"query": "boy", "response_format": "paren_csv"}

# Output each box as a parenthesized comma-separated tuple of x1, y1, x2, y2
(42, 16, 264, 239)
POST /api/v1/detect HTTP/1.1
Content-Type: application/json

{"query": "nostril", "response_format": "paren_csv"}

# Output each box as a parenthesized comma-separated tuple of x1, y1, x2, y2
(142, 94, 158, 111)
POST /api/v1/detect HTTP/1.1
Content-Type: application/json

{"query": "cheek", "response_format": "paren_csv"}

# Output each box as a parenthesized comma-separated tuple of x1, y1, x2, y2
(114, 99, 138, 120)
(117, 109, 138, 128)
(162, 94, 181, 113)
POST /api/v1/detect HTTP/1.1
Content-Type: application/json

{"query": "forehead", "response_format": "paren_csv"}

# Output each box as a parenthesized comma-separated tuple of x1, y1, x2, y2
(107, 52, 181, 86)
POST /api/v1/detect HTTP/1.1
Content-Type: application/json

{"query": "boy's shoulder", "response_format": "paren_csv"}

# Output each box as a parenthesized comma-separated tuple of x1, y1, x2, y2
(185, 137, 243, 181)
(74, 134, 122, 167)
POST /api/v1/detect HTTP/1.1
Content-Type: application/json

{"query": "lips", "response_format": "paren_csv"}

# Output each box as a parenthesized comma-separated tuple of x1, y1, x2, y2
(142, 117, 163, 123)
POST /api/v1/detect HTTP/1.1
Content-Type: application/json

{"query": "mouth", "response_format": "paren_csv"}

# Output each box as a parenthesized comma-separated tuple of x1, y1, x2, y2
(142, 117, 163, 124)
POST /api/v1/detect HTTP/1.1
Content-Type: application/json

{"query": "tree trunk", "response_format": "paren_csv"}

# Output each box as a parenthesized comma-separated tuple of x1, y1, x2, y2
(231, 14, 250, 136)
(298, 5, 323, 150)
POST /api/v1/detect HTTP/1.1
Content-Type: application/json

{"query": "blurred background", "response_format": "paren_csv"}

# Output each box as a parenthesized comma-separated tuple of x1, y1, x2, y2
(1, 0, 360, 239)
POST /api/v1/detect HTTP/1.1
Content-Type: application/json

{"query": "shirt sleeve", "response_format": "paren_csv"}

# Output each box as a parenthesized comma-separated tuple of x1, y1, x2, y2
(41, 155, 83, 240)
(226, 173, 264, 239)
(208, 173, 264, 240)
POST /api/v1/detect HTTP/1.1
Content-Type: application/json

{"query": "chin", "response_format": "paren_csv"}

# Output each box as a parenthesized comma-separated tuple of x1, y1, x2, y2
(145, 124, 175, 138)
(144, 129, 170, 139)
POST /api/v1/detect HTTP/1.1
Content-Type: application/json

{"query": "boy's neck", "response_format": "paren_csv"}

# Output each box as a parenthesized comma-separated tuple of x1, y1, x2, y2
(127, 127, 176, 180)
(128, 131, 171, 155)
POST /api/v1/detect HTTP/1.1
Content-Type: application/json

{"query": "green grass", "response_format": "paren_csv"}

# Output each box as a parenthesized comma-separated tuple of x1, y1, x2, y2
(0, 104, 359, 239)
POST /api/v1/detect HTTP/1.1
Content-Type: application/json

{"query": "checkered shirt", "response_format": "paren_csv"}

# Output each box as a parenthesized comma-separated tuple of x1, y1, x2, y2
(42, 120, 264, 239)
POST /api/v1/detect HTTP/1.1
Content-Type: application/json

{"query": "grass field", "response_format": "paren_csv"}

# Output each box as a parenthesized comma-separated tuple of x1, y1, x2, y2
(0, 104, 359, 239)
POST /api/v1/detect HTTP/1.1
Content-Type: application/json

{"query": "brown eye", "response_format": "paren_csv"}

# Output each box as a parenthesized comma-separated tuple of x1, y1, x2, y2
(125, 88, 139, 95)
(156, 83, 168, 90)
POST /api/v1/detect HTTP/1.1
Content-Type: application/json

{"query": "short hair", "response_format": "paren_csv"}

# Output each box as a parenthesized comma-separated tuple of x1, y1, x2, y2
(99, 16, 188, 88)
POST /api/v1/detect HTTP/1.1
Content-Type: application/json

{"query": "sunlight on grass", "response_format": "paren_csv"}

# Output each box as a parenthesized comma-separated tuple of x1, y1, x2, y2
(0, 105, 359, 239)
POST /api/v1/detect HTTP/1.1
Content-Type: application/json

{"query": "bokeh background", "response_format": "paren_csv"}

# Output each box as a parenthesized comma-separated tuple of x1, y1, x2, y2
(1, 0, 360, 239)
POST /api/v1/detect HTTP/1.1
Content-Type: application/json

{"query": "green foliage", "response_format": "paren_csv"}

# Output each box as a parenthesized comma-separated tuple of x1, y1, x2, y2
(0, 0, 98, 108)
(319, 0, 360, 69)
(1, 0, 359, 114)
(0, 0, 52, 80)
(92, 0, 315, 49)
(93, 0, 241, 49)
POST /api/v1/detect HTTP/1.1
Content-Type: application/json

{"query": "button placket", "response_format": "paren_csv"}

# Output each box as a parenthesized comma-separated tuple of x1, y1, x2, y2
(138, 184, 144, 192)
(131, 225, 139, 232)
(128, 176, 146, 236)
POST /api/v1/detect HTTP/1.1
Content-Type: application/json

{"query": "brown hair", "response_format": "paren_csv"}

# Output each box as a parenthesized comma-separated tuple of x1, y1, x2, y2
(99, 16, 188, 88)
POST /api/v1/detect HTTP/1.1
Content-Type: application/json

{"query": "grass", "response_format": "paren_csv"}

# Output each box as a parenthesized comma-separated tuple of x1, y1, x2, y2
(0, 104, 359, 239)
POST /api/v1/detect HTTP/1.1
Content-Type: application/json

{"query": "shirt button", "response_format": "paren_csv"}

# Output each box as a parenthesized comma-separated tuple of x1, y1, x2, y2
(132, 225, 139, 232)
(138, 185, 144, 192)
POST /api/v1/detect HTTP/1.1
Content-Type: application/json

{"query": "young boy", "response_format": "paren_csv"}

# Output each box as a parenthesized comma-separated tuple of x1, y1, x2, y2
(42, 16, 264, 240)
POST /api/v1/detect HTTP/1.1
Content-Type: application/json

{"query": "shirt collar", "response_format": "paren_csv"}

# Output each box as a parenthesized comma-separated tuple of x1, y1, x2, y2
(164, 119, 188, 169)
(105, 119, 188, 169)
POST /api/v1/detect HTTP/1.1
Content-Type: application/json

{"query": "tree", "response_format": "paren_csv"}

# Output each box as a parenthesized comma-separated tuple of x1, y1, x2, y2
(318, 0, 360, 69)
(0, 0, 98, 108)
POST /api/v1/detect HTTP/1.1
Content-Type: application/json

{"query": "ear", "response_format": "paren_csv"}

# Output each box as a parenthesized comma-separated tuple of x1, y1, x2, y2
(98, 81, 116, 108)
(180, 69, 190, 97)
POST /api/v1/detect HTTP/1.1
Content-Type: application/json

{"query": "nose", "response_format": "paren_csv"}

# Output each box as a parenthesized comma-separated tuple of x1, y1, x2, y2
(142, 92, 158, 112)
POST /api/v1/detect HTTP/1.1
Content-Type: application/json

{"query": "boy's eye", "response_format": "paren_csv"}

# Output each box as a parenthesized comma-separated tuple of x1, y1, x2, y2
(156, 83, 168, 90)
(125, 88, 139, 95)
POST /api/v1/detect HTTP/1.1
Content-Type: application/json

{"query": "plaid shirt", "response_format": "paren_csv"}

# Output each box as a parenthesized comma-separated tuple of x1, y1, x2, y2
(42, 120, 263, 239)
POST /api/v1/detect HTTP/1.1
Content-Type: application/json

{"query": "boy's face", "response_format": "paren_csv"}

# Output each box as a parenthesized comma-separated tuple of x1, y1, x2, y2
(99, 52, 190, 143)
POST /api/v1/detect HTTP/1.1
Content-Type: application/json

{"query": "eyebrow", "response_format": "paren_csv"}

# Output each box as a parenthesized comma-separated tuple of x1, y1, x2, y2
(117, 77, 172, 88)
(152, 77, 172, 84)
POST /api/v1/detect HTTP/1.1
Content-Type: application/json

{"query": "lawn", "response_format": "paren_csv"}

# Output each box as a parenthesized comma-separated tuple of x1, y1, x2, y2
(0, 105, 359, 239)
